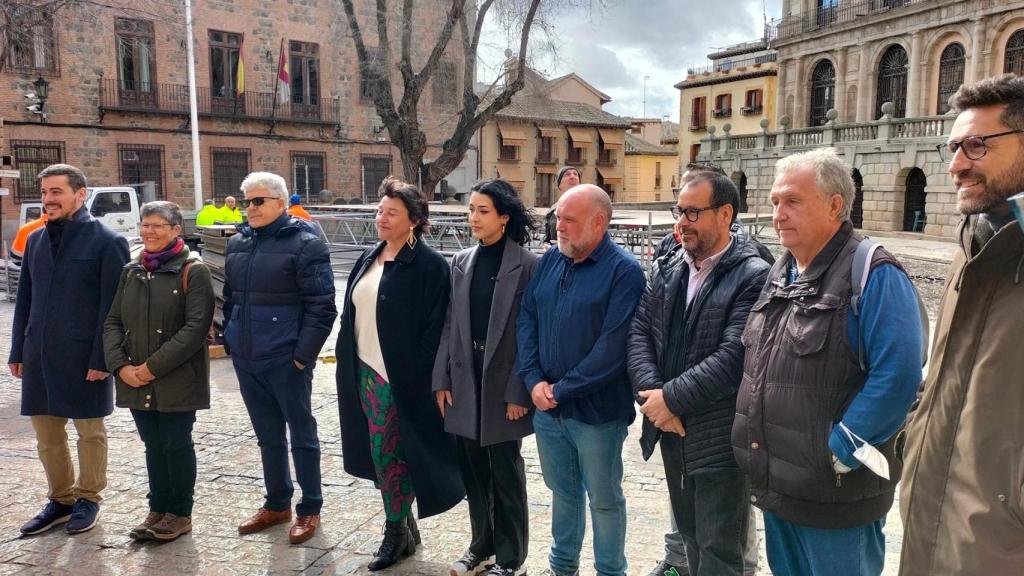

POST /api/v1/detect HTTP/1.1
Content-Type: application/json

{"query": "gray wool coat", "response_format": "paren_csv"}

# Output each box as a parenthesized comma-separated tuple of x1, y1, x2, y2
(432, 239, 537, 446)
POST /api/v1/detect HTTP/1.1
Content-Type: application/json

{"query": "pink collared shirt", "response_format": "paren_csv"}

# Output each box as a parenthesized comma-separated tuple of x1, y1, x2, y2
(682, 236, 734, 306)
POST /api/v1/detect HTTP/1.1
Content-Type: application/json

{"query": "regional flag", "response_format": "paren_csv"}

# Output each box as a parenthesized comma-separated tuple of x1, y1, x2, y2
(276, 39, 291, 104)
(235, 38, 246, 95)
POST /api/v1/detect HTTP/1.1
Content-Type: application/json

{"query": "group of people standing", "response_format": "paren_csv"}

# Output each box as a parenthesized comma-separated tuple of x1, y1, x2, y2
(6, 73, 1024, 576)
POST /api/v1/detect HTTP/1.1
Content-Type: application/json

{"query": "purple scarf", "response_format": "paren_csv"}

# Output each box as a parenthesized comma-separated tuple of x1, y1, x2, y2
(141, 237, 185, 272)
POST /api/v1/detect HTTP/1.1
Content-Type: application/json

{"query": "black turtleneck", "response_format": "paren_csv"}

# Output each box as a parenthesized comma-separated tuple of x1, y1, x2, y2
(469, 236, 506, 362)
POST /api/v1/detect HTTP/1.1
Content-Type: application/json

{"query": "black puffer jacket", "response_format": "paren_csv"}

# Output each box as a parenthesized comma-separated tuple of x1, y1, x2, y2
(222, 214, 337, 369)
(628, 230, 769, 470)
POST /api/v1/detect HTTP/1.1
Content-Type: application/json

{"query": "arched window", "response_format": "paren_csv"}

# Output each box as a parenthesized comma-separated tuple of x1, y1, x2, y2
(809, 60, 836, 127)
(937, 43, 966, 114)
(876, 45, 908, 119)
(1006, 29, 1024, 76)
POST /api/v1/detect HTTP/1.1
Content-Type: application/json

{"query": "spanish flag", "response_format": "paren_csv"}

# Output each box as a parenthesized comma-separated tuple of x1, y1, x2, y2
(235, 38, 245, 95)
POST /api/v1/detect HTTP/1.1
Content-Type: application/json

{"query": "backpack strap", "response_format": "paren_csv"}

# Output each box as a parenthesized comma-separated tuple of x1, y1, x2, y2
(851, 238, 930, 370)
(182, 260, 192, 294)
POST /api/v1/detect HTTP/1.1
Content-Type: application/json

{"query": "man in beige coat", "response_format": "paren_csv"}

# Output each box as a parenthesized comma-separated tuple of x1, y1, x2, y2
(899, 74, 1024, 575)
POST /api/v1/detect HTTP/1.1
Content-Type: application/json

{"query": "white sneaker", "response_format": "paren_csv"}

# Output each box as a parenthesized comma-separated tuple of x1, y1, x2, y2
(450, 550, 496, 576)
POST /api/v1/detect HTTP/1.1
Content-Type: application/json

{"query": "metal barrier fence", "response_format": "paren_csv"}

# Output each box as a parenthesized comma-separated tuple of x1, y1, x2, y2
(314, 213, 677, 273)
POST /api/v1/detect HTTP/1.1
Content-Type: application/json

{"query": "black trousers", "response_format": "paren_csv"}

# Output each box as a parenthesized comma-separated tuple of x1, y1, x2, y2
(131, 409, 197, 517)
(661, 433, 751, 576)
(457, 435, 529, 569)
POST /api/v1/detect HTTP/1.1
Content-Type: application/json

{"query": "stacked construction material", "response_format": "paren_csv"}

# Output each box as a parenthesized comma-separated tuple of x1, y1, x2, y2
(196, 225, 237, 338)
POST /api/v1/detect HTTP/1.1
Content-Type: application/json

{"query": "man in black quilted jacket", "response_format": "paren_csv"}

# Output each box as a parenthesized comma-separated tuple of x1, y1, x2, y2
(222, 171, 337, 545)
(628, 173, 769, 576)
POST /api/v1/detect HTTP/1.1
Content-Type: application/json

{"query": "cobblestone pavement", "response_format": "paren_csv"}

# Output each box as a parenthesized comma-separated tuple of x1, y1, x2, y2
(0, 247, 949, 576)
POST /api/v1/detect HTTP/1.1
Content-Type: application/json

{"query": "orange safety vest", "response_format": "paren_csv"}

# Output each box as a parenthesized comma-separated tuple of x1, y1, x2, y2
(288, 204, 312, 221)
(12, 214, 48, 259)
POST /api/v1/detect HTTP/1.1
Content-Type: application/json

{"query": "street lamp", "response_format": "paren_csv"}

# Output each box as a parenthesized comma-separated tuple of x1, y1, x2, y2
(32, 76, 50, 122)
(642, 75, 650, 118)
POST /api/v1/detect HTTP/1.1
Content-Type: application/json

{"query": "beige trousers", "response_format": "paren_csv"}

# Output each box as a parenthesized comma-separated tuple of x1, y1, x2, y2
(30, 415, 108, 504)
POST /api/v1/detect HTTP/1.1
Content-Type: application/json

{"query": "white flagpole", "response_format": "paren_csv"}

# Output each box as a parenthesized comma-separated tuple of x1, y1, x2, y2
(184, 0, 203, 210)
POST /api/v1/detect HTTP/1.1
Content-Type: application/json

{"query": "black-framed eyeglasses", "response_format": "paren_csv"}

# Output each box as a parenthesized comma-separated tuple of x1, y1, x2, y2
(671, 204, 720, 222)
(245, 196, 279, 207)
(936, 129, 1024, 162)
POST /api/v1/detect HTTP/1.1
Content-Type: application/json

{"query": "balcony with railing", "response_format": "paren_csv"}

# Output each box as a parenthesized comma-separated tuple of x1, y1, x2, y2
(765, 0, 928, 43)
(686, 53, 778, 76)
(99, 79, 341, 125)
(698, 102, 953, 159)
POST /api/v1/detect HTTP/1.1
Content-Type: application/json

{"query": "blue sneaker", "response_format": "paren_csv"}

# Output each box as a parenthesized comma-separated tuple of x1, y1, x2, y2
(20, 500, 74, 535)
(65, 499, 100, 534)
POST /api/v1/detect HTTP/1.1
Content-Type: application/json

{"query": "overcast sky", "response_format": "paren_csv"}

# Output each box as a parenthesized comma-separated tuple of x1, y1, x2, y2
(478, 0, 783, 122)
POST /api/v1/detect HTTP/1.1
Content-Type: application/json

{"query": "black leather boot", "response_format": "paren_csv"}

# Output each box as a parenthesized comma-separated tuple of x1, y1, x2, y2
(406, 514, 421, 545)
(367, 519, 415, 571)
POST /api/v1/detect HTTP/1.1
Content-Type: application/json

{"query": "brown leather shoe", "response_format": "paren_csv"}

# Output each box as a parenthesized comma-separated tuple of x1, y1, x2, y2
(289, 514, 320, 544)
(238, 508, 292, 535)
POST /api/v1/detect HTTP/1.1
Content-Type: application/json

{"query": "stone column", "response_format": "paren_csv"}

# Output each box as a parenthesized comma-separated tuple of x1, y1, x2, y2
(792, 56, 805, 127)
(907, 32, 923, 118)
(969, 18, 987, 82)
(857, 44, 872, 121)
(835, 47, 848, 122)
(776, 59, 789, 125)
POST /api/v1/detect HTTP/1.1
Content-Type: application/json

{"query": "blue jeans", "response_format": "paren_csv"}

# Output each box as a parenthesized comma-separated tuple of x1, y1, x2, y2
(235, 360, 323, 516)
(131, 409, 197, 516)
(533, 410, 628, 576)
(763, 511, 885, 576)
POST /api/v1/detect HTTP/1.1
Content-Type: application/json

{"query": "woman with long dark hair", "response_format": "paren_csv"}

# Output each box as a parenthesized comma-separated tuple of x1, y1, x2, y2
(336, 177, 464, 571)
(433, 179, 539, 576)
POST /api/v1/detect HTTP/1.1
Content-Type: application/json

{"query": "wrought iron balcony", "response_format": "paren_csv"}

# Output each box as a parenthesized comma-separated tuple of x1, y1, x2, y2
(766, 0, 926, 43)
(98, 79, 341, 125)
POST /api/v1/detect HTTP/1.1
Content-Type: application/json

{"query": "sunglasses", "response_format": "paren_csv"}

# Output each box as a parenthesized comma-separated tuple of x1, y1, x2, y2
(245, 196, 279, 207)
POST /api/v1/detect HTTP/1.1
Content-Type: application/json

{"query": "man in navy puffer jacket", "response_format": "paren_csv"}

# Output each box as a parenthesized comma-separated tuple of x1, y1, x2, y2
(223, 172, 337, 545)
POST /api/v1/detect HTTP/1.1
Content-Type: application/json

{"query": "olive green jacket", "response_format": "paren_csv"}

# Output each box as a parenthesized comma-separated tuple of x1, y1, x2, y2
(103, 247, 215, 412)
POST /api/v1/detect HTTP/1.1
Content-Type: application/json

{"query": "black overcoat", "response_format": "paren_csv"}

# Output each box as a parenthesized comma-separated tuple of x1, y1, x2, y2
(335, 240, 465, 519)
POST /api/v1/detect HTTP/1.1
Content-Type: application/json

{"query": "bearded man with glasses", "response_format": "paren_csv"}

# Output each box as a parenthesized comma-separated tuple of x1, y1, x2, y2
(222, 171, 337, 545)
(899, 74, 1024, 576)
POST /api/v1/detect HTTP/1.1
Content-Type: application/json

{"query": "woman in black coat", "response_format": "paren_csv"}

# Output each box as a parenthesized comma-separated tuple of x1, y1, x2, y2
(432, 179, 538, 576)
(335, 177, 464, 572)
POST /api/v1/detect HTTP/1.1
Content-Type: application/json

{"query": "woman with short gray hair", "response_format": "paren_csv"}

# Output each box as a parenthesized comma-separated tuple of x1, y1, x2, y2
(103, 200, 215, 542)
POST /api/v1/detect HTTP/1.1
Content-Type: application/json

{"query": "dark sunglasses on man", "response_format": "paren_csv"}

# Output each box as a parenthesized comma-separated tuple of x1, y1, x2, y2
(245, 196, 279, 207)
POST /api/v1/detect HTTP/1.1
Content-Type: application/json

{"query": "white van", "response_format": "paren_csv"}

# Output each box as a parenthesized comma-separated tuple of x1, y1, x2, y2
(20, 186, 141, 240)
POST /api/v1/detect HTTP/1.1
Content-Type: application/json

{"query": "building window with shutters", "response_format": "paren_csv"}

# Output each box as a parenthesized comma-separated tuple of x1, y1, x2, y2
(743, 89, 764, 115)
(536, 173, 554, 207)
(498, 134, 519, 161)
(655, 162, 662, 189)
(118, 144, 165, 201)
(11, 140, 65, 202)
(3, 6, 59, 75)
(537, 136, 555, 164)
(713, 94, 732, 118)
(936, 43, 965, 115)
(291, 152, 326, 203)
(689, 97, 707, 131)
(567, 137, 585, 165)
(116, 18, 156, 106)
(290, 41, 321, 118)
(210, 147, 250, 202)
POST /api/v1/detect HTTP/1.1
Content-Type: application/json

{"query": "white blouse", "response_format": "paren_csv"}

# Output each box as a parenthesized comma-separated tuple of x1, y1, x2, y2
(351, 258, 389, 382)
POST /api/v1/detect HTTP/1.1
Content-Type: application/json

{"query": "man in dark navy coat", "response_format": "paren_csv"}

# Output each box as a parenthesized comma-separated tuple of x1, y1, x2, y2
(222, 172, 337, 545)
(8, 164, 129, 536)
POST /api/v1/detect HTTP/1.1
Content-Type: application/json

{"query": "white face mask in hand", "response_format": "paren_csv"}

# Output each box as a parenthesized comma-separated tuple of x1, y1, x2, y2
(839, 422, 890, 480)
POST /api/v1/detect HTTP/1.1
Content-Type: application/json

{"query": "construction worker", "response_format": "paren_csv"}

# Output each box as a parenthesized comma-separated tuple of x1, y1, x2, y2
(219, 196, 244, 224)
(287, 194, 312, 221)
(195, 200, 220, 226)
(11, 213, 49, 265)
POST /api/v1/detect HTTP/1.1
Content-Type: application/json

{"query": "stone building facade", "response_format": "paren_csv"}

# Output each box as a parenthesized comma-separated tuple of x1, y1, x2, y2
(0, 0, 469, 245)
(479, 69, 629, 207)
(703, 0, 1024, 238)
